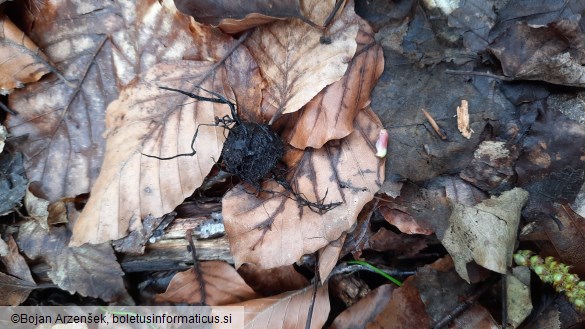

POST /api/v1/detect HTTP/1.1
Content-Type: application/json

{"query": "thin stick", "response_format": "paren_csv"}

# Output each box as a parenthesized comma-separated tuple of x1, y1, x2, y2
(186, 229, 207, 305)
(445, 69, 512, 81)
(421, 108, 447, 140)
(305, 255, 319, 329)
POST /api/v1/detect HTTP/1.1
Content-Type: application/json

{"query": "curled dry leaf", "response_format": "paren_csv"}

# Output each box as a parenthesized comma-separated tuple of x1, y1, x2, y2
(0, 16, 50, 94)
(282, 16, 384, 149)
(0, 235, 36, 305)
(175, 0, 305, 34)
(223, 108, 384, 268)
(248, 0, 359, 121)
(233, 284, 329, 329)
(318, 233, 346, 282)
(156, 261, 259, 305)
(70, 61, 231, 246)
(6, 0, 228, 203)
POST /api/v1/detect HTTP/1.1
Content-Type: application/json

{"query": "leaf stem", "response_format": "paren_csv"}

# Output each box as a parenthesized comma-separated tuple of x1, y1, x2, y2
(347, 260, 403, 286)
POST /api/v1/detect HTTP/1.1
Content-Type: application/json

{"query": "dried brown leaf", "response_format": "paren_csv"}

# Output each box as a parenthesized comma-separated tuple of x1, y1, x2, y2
(0, 272, 37, 306)
(0, 15, 50, 94)
(233, 284, 329, 329)
(282, 16, 384, 149)
(175, 0, 304, 34)
(330, 284, 395, 329)
(18, 220, 129, 302)
(223, 108, 384, 268)
(0, 236, 35, 285)
(248, 0, 359, 121)
(490, 19, 585, 87)
(366, 277, 431, 329)
(6, 0, 230, 203)
(238, 264, 308, 297)
(70, 61, 231, 246)
(319, 233, 346, 282)
(451, 304, 499, 329)
(156, 261, 259, 305)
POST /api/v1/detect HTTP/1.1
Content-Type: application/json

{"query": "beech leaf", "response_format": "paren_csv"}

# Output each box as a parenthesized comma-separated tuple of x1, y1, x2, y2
(70, 61, 231, 246)
(233, 284, 329, 329)
(223, 108, 384, 268)
(282, 16, 384, 149)
(0, 16, 50, 94)
(6, 0, 229, 203)
(156, 261, 259, 305)
(247, 0, 359, 120)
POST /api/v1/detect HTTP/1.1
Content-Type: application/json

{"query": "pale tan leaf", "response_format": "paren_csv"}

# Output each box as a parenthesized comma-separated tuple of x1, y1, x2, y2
(0, 16, 50, 94)
(319, 233, 346, 282)
(223, 108, 384, 268)
(156, 261, 259, 305)
(441, 188, 529, 282)
(70, 61, 231, 246)
(247, 0, 359, 120)
(282, 17, 384, 149)
(233, 284, 329, 329)
(6, 0, 232, 203)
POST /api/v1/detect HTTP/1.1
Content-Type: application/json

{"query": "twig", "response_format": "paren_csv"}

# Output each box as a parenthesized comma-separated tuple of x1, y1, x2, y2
(305, 254, 319, 329)
(432, 275, 500, 329)
(445, 69, 512, 81)
(0, 101, 18, 115)
(186, 229, 207, 305)
(421, 108, 447, 140)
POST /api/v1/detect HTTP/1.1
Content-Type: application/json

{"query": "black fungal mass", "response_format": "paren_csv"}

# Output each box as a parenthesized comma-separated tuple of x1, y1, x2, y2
(221, 122, 284, 187)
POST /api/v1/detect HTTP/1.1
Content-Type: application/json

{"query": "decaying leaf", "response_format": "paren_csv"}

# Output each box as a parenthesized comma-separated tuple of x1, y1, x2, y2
(330, 284, 395, 329)
(156, 261, 259, 305)
(0, 15, 50, 94)
(233, 284, 329, 329)
(0, 272, 37, 306)
(70, 61, 231, 246)
(248, 0, 359, 121)
(366, 277, 431, 329)
(223, 108, 384, 268)
(281, 16, 384, 149)
(0, 236, 36, 305)
(490, 19, 585, 87)
(0, 236, 35, 285)
(460, 141, 519, 194)
(6, 0, 230, 204)
(449, 304, 499, 329)
(507, 266, 532, 328)
(238, 264, 308, 297)
(0, 151, 26, 216)
(18, 220, 129, 302)
(411, 256, 475, 324)
(441, 188, 529, 282)
(175, 0, 308, 34)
